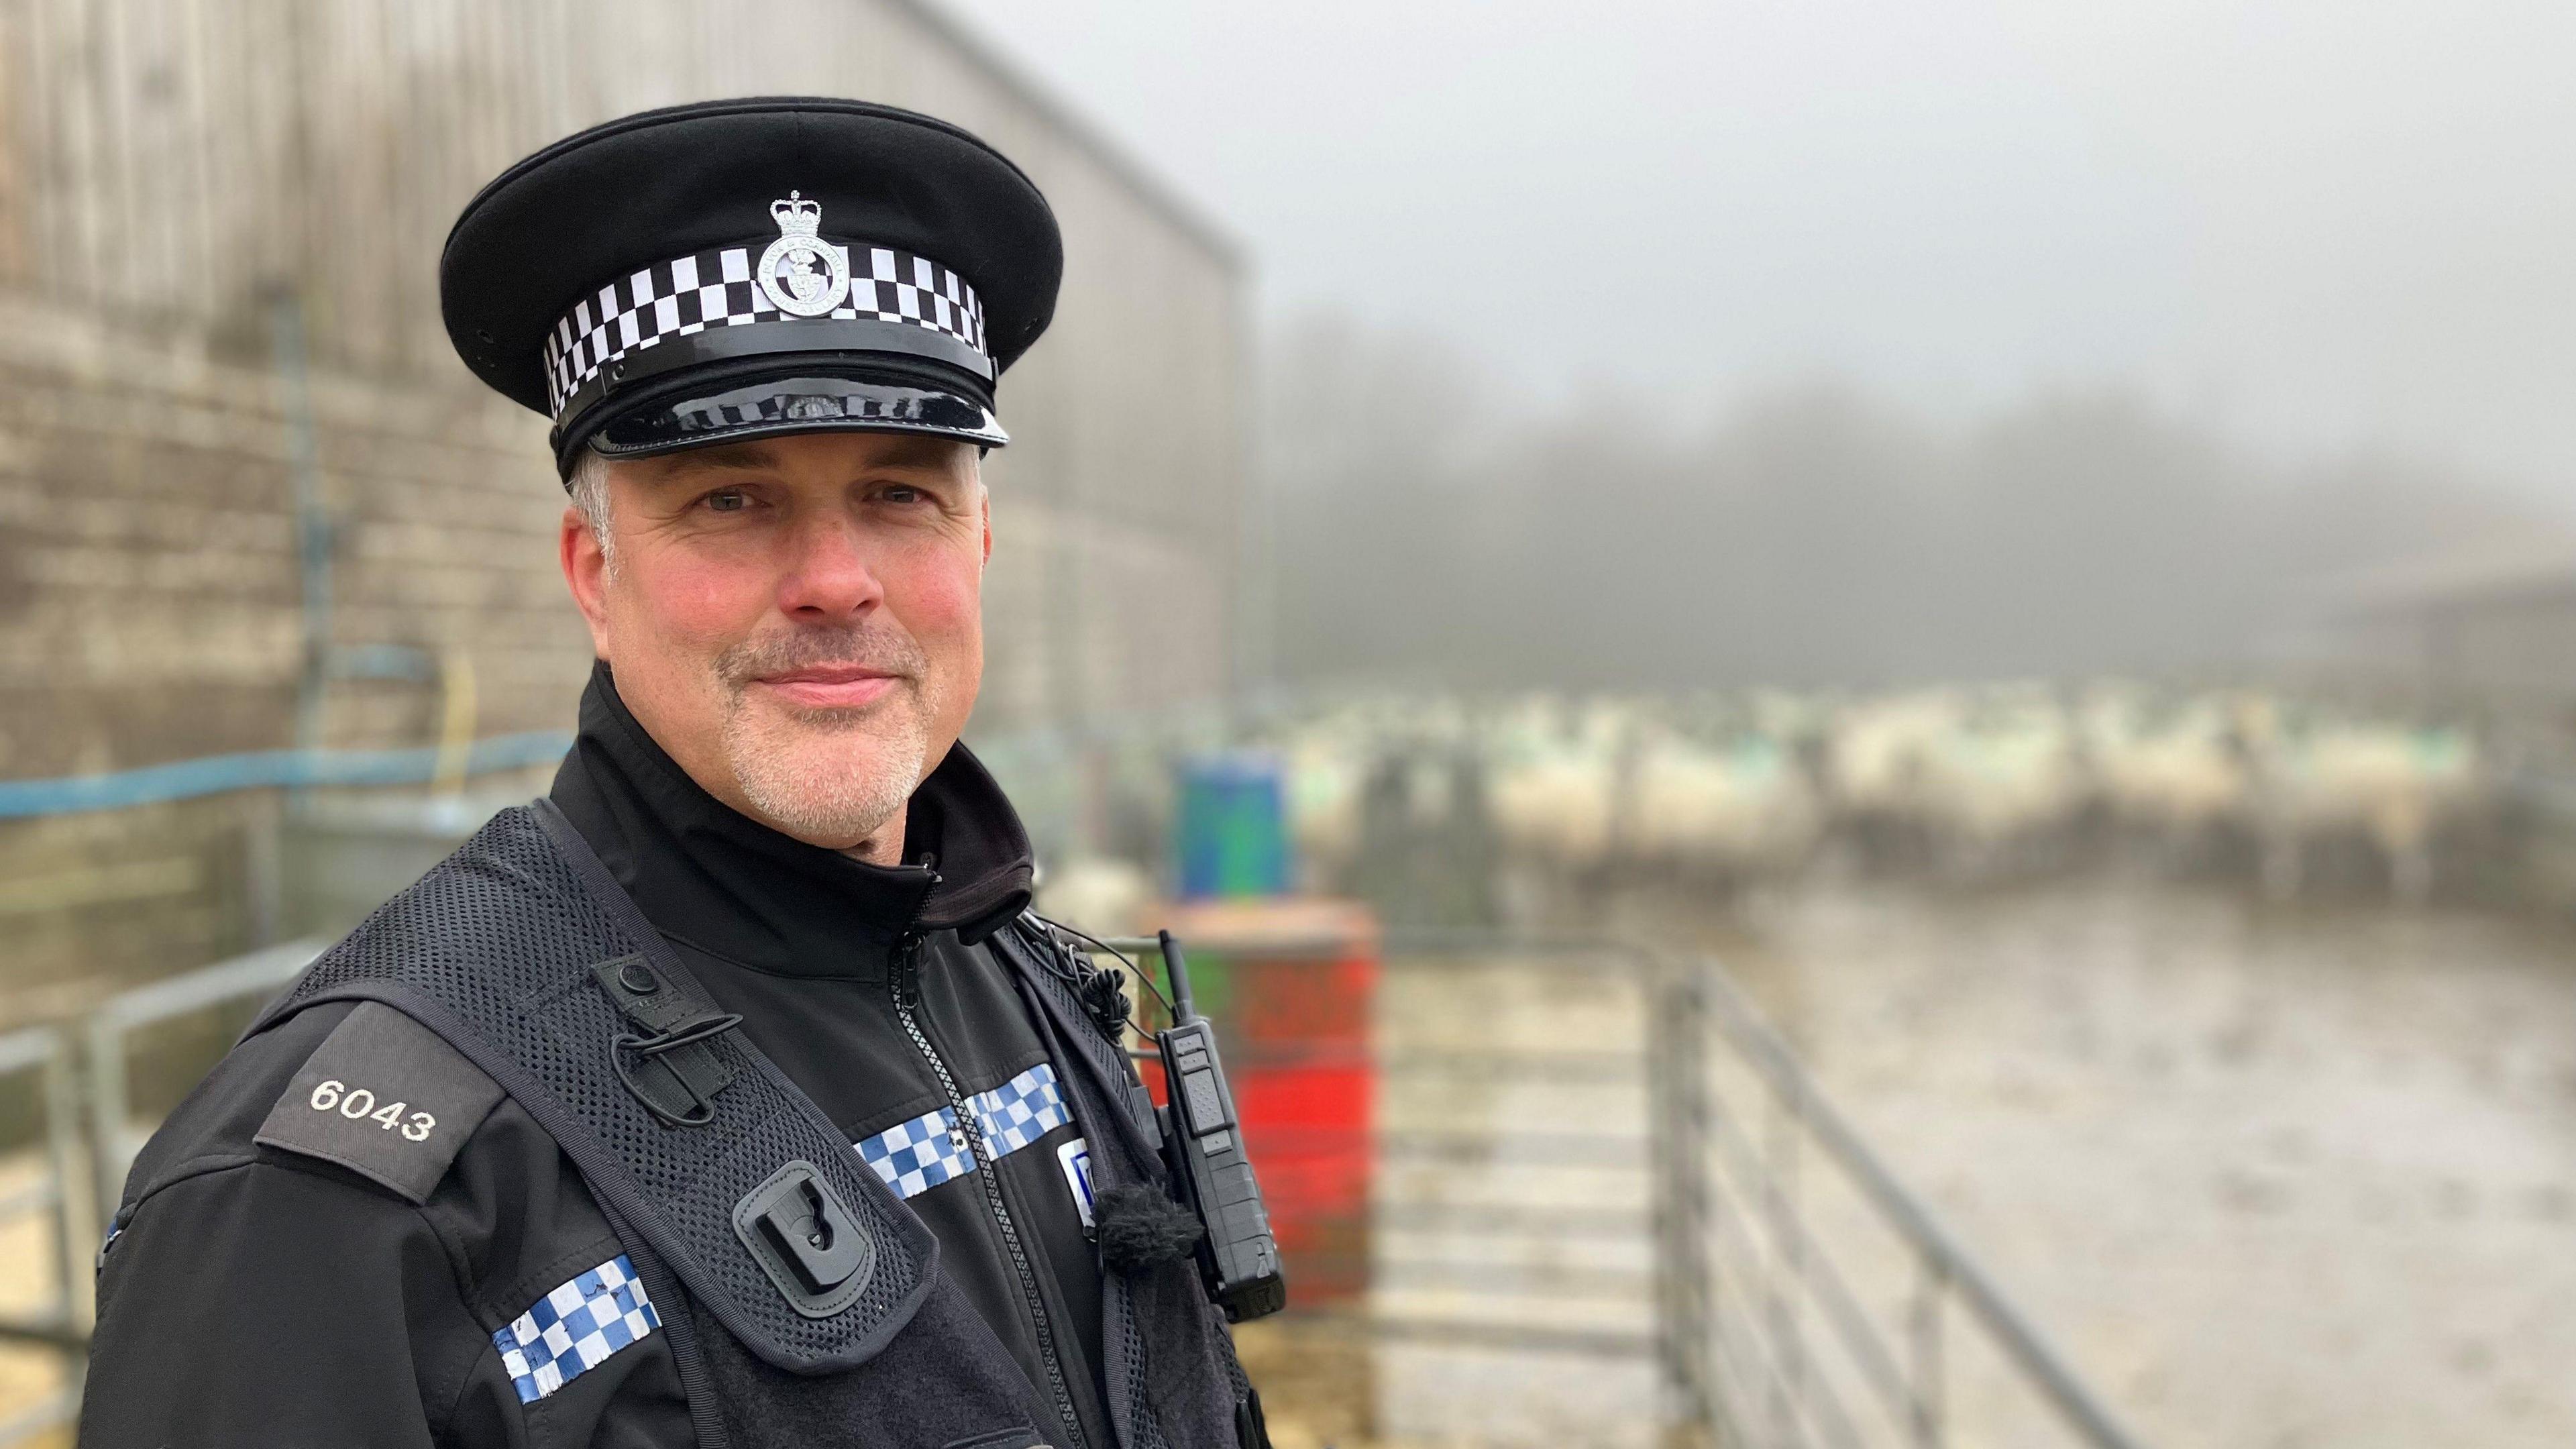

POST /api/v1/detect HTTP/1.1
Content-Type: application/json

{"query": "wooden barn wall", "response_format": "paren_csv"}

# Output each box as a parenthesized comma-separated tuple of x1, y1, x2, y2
(0, 0, 1242, 723)
(0, 0, 1244, 1009)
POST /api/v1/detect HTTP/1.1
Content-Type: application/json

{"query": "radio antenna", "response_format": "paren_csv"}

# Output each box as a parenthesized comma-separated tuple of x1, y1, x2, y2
(1157, 930, 1197, 1024)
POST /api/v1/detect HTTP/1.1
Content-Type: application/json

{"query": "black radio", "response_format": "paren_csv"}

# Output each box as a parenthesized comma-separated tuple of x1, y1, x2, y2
(1148, 931, 1288, 1322)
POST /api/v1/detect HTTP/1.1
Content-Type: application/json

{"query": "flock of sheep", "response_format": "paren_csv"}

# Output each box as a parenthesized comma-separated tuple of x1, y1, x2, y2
(1265, 685, 2501, 911)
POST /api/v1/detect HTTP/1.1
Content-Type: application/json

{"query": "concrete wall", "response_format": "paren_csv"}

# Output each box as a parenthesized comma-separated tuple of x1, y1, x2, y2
(0, 0, 1244, 1009)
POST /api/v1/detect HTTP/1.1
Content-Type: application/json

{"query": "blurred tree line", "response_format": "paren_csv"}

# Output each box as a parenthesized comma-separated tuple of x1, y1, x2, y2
(1261, 317, 2567, 691)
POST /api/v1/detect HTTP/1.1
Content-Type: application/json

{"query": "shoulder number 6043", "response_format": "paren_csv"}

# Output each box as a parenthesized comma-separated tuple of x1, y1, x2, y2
(310, 1079, 436, 1142)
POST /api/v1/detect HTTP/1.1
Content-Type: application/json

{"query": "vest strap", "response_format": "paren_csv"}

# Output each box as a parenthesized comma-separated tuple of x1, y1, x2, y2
(247, 802, 938, 1377)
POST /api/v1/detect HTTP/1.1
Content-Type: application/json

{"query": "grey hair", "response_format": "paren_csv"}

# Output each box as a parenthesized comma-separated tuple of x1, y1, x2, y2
(567, 446, 616, 576)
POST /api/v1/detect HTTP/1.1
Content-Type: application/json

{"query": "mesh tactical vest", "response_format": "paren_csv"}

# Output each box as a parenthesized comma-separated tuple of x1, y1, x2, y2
(244, 802, 1249, 1449)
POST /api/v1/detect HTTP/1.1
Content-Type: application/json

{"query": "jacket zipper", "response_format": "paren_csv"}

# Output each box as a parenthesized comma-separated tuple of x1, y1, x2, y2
(890, 909, 1091, 1449)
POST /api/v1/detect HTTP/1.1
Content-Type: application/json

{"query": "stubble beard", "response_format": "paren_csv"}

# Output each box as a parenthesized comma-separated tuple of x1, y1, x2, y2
(713, 624, 938, 847)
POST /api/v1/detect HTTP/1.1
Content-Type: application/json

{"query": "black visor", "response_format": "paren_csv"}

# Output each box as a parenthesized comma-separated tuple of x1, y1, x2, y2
(587, 374, 1008, 461)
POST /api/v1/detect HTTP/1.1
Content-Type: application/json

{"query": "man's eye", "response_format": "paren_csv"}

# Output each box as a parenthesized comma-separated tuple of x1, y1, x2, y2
(880, 485, 924, 505)
(704, 490, 748, 513)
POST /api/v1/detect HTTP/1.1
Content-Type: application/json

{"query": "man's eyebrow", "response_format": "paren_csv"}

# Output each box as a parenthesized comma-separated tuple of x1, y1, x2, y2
(637, 443, 785, 482)
(853, 437, 979, 474)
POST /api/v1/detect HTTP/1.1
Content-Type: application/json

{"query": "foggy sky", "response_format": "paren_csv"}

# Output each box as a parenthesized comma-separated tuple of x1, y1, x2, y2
(938, 0, 2576, 496)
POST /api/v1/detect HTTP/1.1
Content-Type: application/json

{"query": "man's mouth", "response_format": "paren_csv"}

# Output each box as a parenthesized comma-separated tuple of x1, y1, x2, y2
(751, 664, 905, 710)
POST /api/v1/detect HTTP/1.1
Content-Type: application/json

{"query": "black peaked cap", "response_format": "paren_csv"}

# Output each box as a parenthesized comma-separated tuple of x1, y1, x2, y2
(441, 97, 1062, 476)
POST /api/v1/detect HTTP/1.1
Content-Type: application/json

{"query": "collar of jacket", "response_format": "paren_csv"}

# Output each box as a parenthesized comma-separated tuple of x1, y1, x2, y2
(547, 660, 1035, 979)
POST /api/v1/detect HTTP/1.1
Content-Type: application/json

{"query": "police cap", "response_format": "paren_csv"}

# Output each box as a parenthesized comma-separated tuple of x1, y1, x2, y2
(441, 97, 1062, 479)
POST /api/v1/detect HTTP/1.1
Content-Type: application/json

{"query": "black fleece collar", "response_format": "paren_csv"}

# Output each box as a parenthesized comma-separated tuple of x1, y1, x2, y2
(547, 661, 1034, 979)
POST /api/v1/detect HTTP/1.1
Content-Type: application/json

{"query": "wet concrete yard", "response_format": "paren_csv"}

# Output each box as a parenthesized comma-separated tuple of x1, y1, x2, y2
(1344, 877, 2576, 1447)
(1709, 879, 2576, 1449)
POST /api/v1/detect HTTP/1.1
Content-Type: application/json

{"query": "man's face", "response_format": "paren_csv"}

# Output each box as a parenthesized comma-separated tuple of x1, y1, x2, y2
(559, 431, 990, 857)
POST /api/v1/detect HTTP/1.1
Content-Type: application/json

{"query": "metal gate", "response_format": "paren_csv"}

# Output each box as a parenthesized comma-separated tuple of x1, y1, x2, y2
(1094, 931, 2148, 1449)
(0, 1025, 82, 1443)
(0, 939, 320, 1446)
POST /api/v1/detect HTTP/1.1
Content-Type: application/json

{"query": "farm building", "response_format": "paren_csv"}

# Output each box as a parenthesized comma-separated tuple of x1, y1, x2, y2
(0, 0, 1246, 1008)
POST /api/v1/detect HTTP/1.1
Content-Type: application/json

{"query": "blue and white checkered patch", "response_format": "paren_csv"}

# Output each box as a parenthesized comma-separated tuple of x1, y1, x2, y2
(492, 1254, 661, 1404)
(971, 1062, 1073, 1157)
(857, 1106, 977, 1198)
(855, 1063, 1075, 1200)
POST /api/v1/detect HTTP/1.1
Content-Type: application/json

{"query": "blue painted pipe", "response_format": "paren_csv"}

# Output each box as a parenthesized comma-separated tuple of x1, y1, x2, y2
(0, 733, 574, 819)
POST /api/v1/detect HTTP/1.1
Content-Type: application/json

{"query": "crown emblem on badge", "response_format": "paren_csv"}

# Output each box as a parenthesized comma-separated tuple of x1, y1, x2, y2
(757, 189, 850, 317)
(770, 191, 823, 237)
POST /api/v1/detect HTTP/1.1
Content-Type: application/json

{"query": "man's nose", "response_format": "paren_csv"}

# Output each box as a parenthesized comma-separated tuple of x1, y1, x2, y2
(775, 514, 887, 619)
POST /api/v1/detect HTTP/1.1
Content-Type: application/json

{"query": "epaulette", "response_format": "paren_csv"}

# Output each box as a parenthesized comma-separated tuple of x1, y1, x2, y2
(252, 1002, 504, 1204)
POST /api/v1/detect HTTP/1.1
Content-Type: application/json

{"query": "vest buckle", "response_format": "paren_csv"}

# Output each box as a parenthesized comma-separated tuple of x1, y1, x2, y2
(733, 1160, 879, 1318)
(592, 955, 743, 1128)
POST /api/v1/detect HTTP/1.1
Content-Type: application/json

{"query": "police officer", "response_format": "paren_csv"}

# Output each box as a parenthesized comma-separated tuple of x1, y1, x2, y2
(80, 98, 1267, 1449)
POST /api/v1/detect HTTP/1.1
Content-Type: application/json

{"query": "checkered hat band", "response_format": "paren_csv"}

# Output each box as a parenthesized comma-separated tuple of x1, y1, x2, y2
(854, 1062, 1073, 1200)
(492, 1253, 661, 1404)
(541, 241, 989, 416)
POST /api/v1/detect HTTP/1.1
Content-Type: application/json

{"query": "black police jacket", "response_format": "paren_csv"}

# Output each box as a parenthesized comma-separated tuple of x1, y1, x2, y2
(81, 668, 1258, 1448)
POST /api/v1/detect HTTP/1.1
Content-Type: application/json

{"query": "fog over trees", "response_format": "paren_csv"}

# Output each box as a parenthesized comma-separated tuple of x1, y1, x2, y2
(1261, 317, 2571, 693)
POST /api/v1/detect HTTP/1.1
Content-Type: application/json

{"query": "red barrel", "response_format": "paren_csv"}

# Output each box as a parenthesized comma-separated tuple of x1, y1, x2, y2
(1146, 898, 1378, 1305)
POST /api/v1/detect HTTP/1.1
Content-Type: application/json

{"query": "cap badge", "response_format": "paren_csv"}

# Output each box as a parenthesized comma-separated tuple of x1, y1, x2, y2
(757, 191, 851, 318)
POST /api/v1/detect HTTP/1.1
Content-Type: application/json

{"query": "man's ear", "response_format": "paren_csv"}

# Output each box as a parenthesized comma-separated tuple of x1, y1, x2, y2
(559, 505, 614, 657)
(979, 483, 992, 568)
